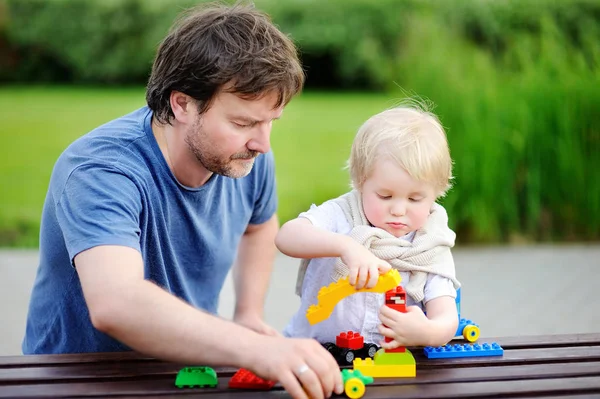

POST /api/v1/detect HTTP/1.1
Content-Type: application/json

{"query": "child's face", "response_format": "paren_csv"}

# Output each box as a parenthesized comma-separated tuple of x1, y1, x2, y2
(361, 158, 436, 238)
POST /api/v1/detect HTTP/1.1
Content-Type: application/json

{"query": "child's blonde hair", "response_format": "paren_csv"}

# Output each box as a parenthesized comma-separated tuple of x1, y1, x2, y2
(348, 100, 454, 197)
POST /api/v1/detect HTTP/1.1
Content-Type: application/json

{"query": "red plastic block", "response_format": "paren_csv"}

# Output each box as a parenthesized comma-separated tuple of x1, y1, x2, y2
(384, 287, 407, 353)
(229, 368, 276, 390)
(385, 287, 407, 312)
(336, 331, 364, 350)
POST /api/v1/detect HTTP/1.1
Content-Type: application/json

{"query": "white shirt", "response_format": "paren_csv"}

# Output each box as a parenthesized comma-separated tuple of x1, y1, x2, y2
(282, 199, 457, 345)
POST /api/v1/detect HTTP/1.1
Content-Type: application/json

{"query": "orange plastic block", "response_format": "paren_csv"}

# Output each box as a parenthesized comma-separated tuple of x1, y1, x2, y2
(306, 269, 402, 325)
(228, 368, 276, 390)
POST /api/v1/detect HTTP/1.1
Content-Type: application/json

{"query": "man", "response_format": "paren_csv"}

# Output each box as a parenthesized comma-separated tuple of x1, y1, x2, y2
(22, 3, 342, 399)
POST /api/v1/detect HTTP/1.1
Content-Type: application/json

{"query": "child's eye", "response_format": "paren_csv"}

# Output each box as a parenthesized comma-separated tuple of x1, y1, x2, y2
(377, 194, 391, 200)
(409, 197, 422, 202)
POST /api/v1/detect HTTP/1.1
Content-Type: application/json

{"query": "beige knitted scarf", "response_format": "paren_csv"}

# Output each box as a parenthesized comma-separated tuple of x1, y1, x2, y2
(295, 190, 461, 303)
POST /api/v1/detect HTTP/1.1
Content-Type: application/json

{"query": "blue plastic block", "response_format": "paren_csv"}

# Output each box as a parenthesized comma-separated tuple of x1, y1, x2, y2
(423, 342, 504, 359)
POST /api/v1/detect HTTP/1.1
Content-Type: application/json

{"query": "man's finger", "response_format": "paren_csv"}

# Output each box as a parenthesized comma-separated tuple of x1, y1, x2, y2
(295, 367, 324, 399)
(279, 371, 309, 399)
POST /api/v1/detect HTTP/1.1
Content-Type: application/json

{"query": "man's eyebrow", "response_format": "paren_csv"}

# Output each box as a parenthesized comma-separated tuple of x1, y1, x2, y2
(230, 115, 281, 123)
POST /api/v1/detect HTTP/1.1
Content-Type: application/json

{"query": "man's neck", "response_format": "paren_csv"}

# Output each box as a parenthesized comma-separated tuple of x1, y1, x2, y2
(151, 118, 213, 188)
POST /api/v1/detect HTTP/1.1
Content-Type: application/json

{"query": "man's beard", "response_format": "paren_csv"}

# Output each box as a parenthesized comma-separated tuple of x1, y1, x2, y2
(185, 122, 259, 179)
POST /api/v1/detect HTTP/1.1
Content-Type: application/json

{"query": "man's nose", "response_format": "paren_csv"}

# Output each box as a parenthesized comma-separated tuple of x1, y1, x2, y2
(246, 123, 271, 154)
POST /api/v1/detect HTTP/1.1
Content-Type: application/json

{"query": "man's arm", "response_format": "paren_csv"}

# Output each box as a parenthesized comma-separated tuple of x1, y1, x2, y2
(231, 214, 279, 333)
(76, 245, 265, 365)
(76, 244, 344, 399)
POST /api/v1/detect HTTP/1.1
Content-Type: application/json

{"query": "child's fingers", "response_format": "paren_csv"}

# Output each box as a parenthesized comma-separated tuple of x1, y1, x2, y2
(355, 266, 369, 289)
(378, 261, 392, 273)
(348, 267, 358, 285)
(379, 339, 400, 350)
(365, 265, 379, 288)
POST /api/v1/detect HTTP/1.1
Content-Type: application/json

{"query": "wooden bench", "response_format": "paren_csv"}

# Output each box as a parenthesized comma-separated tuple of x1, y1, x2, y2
(1, 333, 599, 398)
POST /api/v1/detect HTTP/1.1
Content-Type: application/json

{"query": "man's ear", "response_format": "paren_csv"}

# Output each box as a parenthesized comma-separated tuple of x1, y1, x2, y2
(170, 91, 195, 124)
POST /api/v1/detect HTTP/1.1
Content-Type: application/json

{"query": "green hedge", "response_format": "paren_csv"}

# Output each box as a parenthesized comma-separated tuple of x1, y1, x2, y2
(1, 0, 598, 244)
(2, 0, 599, 88)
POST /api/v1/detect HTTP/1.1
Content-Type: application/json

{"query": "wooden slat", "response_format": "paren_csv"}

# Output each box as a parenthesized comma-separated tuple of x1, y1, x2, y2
(480, 333, 600, 349)
(413, 346, 600, 367)
(3, 362, 600, 398)
(7, 375, 594, 399)
(3, 345, 599, 382)
(0, 351, 151, 368)
(2, 360, 600, 386)
(2, 333, 597, 368)
(2, 347, 600, 384)
(363, 376, 600, 399)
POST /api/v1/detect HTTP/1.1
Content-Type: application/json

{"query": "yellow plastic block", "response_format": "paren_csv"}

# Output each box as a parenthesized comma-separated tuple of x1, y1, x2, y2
(353, 358, 416, 378)
(306, 269, 402, 325)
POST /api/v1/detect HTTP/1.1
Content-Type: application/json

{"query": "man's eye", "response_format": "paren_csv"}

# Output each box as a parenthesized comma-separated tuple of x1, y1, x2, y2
(233, 122, 251, 128)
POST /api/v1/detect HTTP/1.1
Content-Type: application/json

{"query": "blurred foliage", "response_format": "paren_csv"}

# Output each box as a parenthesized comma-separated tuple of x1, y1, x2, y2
(0, 0, 598, 246)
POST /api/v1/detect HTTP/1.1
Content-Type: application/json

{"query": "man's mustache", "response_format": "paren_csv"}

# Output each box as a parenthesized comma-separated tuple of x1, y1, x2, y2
(231, 151, 259, 160)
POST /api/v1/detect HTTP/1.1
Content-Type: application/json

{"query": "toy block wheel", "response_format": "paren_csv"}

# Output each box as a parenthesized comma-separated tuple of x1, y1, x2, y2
(344, 377, 366, 399)
(463, 325, 480, 342)
(340, 349, 355, 365)
(364, 343, 378, 358)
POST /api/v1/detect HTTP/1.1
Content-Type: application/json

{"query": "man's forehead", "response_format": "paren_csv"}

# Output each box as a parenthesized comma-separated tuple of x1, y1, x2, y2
(220, 91, 284, 120)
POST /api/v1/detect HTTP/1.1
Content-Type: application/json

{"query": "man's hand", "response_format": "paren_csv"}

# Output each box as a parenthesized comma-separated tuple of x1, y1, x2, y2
(248, 336, 344, 399)
(234, 312, 281, 337)
(340, 240, 392, 289)
(378, 305, 431, 348)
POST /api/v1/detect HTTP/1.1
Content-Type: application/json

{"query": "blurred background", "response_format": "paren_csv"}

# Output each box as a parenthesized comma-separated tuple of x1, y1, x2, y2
(0, 0, 598, 355)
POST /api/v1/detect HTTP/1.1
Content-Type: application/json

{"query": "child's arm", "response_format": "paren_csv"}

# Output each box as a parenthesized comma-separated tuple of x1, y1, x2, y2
(378, 295, 458, 348)
(422, 296, 459, 345)
(275, 217, 391, 289)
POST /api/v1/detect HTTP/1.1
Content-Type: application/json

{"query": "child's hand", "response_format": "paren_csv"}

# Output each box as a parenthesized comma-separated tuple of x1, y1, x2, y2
(340, 241, 392, 289)
(377, 305, 431, 348)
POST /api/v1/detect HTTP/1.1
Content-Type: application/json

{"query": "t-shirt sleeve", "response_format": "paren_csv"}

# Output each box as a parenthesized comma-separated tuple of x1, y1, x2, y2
(423, 273, 457, 304)
(298, 199, 349, 234)
(249, 150, 277, 225)
(55, 164, 142, 265)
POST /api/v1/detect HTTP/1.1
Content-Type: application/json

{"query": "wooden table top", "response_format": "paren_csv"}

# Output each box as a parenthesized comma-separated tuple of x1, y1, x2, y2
(1, 333, 600, 398)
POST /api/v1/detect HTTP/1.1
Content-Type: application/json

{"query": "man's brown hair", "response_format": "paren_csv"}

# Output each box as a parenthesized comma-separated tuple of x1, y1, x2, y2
(146, 2, 305, 124)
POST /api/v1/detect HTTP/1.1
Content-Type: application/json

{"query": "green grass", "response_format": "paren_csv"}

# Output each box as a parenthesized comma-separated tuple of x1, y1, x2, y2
(0, 86, 393, 247)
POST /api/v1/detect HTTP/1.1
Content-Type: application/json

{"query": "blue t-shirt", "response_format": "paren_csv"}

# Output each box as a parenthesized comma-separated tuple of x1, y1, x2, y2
(22, 106, 277, 354)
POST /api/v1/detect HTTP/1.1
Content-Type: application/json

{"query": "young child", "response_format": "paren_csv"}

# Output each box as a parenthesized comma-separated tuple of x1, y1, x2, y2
(276, 102, 461, 350)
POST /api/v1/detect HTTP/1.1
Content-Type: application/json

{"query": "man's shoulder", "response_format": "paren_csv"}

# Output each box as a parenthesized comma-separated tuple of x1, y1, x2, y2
(47, 107, 157, 200)
(56, 107, 153, 174)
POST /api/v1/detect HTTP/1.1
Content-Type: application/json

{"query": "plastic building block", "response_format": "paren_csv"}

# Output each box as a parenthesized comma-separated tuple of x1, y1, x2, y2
(341, 369, 373, 399)
(423, 342, 504, 359)
(175, 366, 218, 388)
(353, 348, 416, 377)
(306, 269, 401, 325)
(385, 286, 407, 312)
(454, 288, 481, 342)
(371, 349, 415, 366)
(336, 331, 364, 350)
(383, 286, 407, 353)
(353, 358, 416, 378)
(228, 368, 276, 390)
(323, 332, 379, 366)
(456, 318, 481, 342)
